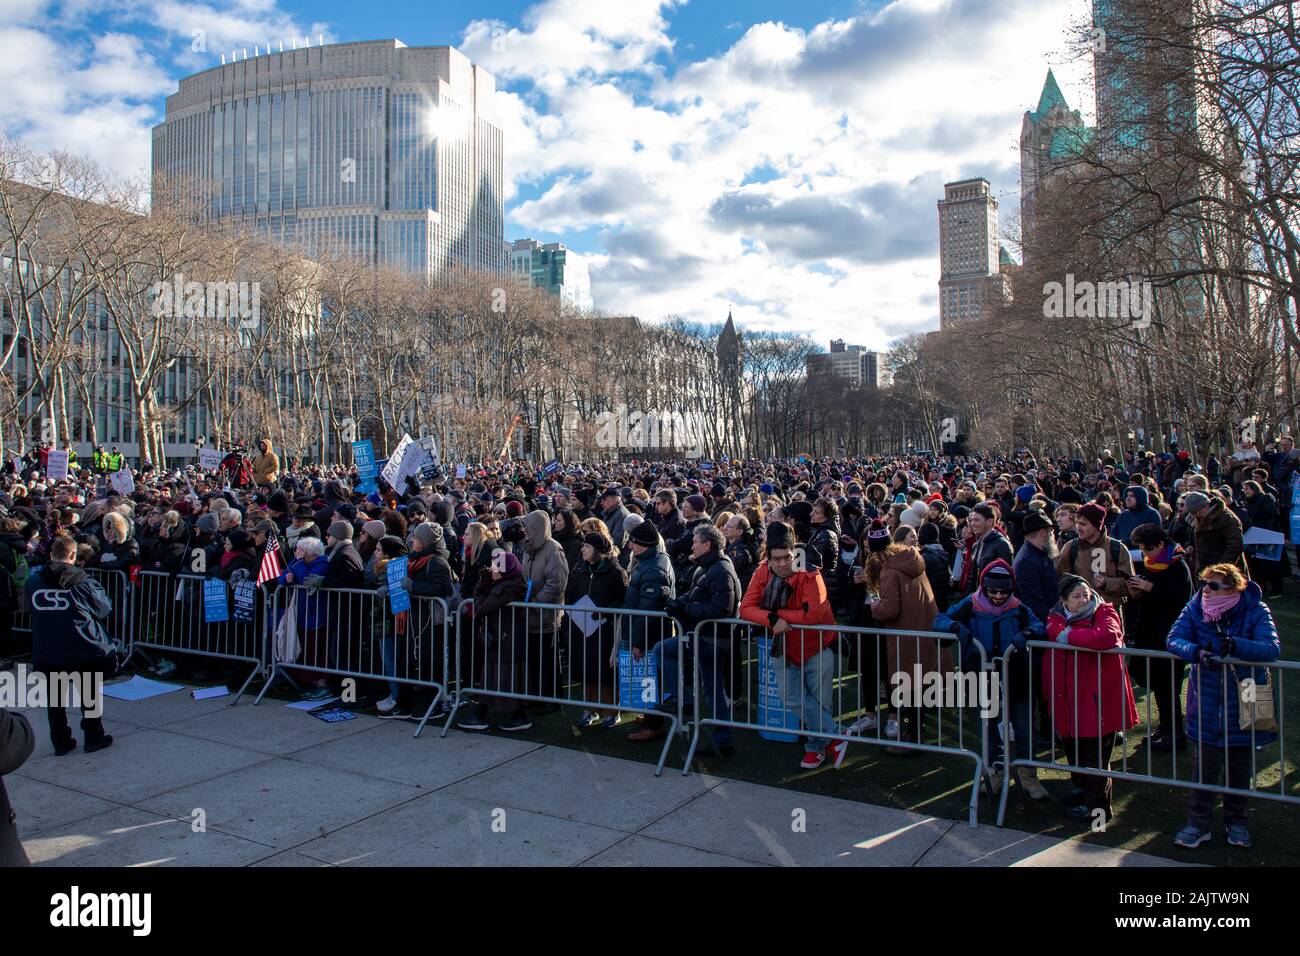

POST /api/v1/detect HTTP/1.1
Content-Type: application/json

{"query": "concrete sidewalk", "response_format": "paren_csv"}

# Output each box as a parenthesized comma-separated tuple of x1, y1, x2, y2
(10, 686, 1187, 867)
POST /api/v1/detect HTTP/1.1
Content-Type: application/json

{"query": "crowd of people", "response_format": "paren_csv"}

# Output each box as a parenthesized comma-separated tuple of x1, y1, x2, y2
(0, 436, 1291, 865)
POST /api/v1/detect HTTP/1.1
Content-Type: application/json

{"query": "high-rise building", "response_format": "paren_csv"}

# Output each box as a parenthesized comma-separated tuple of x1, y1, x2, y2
(152, 39, 505, 280)
(1019, 70, 1094, 263)
(509, 239, 593, 311)
(937, 178, 1005, 328)
(807, 339, 890, 388)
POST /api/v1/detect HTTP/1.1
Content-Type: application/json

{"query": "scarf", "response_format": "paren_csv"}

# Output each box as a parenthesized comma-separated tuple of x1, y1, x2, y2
(759, 567, 794, 612)
(972, 587, 1022, 617)
(1142, 542, 1180, 572)
(1054, 594, 1100, 642)
(1202, 590, 1242, 622)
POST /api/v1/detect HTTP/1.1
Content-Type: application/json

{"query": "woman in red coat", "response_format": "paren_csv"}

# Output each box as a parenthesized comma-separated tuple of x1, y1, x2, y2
(1044, 574, 1138, 825)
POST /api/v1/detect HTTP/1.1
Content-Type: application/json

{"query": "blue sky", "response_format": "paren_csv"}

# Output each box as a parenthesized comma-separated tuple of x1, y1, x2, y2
(0, 0, 1098, 347)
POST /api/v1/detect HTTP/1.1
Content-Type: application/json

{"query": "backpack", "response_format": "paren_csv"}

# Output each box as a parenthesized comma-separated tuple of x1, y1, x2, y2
(1067, 536, 1123, 573)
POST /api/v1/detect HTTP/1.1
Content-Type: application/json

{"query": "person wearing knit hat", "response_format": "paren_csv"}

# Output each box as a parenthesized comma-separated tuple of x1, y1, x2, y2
(327, 519, 353, 541)
(196, 512, 220, 534)
(933, 558, 1044, 793)
(1015, 484, 1036, 505)
(505, 499, 526, 518)
(1043, 572, 1136, 823)
(1180, 491, 1209, 516)
(1076, 502, 1107, 529)
(865, 517, 890, 553)
(361, 519, 386, 543)
(627, 515, 660, 549)
(683, 493, 708, 517)
(1054, 499, 1135, 608)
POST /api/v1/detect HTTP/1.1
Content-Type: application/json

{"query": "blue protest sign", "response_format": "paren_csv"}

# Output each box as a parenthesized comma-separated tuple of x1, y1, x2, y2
(203, 578, 229, 624)
(386, 556, 410, 614)
(618, 648, 658, 710)
(1291, 511, 1300, 545)
(353, 440, 377, 494)
(756, 636, 801, 742)
(231, 581, 257, 623)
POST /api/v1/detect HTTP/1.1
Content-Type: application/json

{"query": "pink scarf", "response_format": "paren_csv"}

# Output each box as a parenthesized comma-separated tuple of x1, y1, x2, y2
(972, 588, 1022, 616)
(1201, 590, 1242, 622)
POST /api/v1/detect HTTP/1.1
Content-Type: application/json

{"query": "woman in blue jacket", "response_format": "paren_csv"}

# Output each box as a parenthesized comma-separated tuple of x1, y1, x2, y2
(934, 560, 1045, 794)
(1166, 563, 1280, 850)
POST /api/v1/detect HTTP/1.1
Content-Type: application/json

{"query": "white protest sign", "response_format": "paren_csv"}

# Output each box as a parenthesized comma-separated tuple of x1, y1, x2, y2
(47, 449, 69, 481)
(455, 464, 467, 479)
(109, 468, 135, 494)
(199, 447, 223, 471)
(380, 433, 422, 488)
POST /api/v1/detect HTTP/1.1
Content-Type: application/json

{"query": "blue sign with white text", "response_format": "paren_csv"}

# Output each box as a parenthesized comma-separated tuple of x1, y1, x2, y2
(386, 556, 410, 614)
(353, 440, 377, 494)
(203, 578, 229, 624)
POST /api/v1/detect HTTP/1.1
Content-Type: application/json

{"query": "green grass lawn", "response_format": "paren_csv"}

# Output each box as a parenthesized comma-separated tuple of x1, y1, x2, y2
(463, 590, 1300, 867)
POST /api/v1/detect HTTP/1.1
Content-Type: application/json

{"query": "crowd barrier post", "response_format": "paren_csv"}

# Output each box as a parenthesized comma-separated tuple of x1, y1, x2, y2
(441, 599, 683, 776)
(681, 618, 991, 827)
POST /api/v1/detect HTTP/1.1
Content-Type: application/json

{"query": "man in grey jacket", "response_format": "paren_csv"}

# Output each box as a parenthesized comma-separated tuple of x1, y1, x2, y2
(0, 708, 34, 866)
(522, 510, 569, 706)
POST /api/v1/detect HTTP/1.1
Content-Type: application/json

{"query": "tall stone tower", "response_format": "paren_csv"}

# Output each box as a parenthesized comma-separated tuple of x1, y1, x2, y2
(1019, 69, 1091, 264)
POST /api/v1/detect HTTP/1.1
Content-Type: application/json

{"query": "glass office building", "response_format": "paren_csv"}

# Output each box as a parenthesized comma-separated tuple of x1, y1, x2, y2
(153, 39, 505, 278)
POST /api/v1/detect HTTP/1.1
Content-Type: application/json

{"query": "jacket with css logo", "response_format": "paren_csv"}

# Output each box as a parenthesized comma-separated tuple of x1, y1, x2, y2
(24, 562, 117, 673)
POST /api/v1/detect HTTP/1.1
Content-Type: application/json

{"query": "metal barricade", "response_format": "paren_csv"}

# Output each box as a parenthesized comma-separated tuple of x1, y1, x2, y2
(127, 571, 266, 702)
(253, 584, 451, 738)
(683, 618, 992, 827)
(998, 641, 1299, 826)
(442, 600, 684, 776)
(84, 568, 132, 652)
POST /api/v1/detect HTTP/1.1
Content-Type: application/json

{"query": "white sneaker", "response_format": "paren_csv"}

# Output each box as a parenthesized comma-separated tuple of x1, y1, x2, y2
(885, 717, 900, 740)
(847, 714, 878, 735)
(376, 696, 398, 714)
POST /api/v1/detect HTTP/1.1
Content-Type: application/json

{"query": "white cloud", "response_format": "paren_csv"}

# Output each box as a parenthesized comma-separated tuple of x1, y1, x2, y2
(489, 0, 1096, 346)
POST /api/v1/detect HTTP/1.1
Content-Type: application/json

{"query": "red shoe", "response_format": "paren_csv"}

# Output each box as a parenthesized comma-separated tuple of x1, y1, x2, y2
(828, 738, 848, 768)
(800, 749, 826, 770)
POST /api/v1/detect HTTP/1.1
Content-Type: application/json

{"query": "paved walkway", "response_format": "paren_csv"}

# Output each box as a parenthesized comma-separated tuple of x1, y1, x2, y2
(10, 686, 1187, 867)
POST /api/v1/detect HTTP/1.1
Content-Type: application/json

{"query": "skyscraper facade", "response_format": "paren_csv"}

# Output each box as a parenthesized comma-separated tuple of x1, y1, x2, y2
(153, 39, 505, 279)
(509, 239, 593, 311)
(937, 178, 1005, 328)
(1019, 70, 1093, 264)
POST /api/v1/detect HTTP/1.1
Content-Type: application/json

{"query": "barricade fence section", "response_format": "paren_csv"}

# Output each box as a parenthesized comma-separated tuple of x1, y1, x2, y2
(443, 600, 684, 776)
(682, 618, 992, 826)
(254, 584, 451, 737)
(85, 568, 132, 653)
(998, 641, 1298, 827)
(129, 571, 266, 702)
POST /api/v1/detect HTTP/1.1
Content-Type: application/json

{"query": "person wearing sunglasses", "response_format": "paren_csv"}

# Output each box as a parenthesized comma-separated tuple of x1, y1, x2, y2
(934, 560, 1043, 796)
(1167, 563, 1281, 850)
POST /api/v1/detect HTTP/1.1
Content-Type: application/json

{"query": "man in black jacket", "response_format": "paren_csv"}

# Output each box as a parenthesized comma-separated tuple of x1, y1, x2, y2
(659, 523, 741, 751)
(667, 494, 710, 592)
(1, 707, 34, 866)
(25, 535, 117, 755)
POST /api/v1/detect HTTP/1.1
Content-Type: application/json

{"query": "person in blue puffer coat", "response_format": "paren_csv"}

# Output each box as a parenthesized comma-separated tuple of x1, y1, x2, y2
(1166, 562, 1280, 851)
(934, 559, 1044, 784)
(1112, 484, 1163, 546)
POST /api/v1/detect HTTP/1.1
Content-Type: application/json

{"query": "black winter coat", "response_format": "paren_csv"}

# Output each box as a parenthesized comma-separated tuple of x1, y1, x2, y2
(0, 708, 34, 867)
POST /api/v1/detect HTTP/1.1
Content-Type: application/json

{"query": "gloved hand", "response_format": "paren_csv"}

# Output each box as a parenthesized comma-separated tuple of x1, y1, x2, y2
(400, 577, 414, 592)
(1197, 648, 1221, 668)
(1011, 630, 1028, 652)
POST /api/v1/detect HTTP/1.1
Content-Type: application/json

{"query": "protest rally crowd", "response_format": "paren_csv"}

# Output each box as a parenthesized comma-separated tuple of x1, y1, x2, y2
(0, 433, 1292, 866)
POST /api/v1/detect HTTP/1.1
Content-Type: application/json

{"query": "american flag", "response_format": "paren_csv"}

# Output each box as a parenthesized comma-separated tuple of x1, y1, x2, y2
(256, 534, 284, 586)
